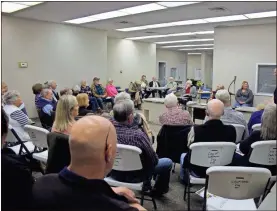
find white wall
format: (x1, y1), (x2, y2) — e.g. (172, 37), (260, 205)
(2, 16), (108, 118)
(213, 24), (276, 106)
(187, 55), (201, 79)
(107, 38), (156, 87)
(156, 49), (186, 82)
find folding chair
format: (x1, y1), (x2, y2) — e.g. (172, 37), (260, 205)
(105, 144), (157, 210)
(24, 125), (49, 163)
(252, 123), (261, 132)
(183, 142), (236, 211)
(232, 124), (245, 143)
(204, 166), (272, 210)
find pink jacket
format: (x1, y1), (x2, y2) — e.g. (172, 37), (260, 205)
(106, 84), (118, 97)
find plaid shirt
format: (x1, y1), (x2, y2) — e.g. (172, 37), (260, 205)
(111, 119), (158, 173)
(159, 107), (193, 125)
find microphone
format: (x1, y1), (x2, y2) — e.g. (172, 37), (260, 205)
(228, 76), (237, 96)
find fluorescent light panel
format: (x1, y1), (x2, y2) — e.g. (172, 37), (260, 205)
(157, 2), (199, 7)
(162, 44), (214, 48)
(180, 48), (213, 51)
(127, 30), (214, 40)
(156, 38), (214, 44)
(1, 2), (42, 13)
(244, 11), (276, 19)
(188, 53), (202, 55)
(118, 3), (166, 14)
(204, 15), (247, 23)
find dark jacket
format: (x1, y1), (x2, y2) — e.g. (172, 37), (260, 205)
(32, 168), (137, 211)
(37, 97), (56, 130)
(53, 90), (60, 101)
(156, 125), (192, 163)
(184, 120), (236, 177)
(149, 81), (161, 87)
(274, 87), (277, 104)
(78, 106), (92, 116)
(248, 110), (264, 134)
(1, 148), (34, 210)
(46, 132), (70, 174)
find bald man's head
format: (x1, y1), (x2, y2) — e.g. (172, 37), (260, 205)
(69, 116), (117, 178)
(206, 99), (224, 120)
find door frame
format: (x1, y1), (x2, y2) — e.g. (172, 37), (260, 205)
(157, 61), (167, 82)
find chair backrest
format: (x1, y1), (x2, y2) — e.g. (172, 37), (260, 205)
(249, 140), (276, 166)
(206, 166), (271, 199)
(6, 125), (19, 143)
(24, 125), (49, 148)
(232, 124), (245, 143)
(252, 123), (262, 131)
(189, 142), (236, 167)
(112, 144), (142, 171)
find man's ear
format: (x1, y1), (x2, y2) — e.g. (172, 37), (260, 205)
(105, 144), (112, 164)
(205, 109), (209, 116)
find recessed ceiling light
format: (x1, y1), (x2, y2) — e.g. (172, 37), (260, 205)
(162, 44), (214, 48)
(1, 2), (28, 13)
(118, 3), (166, 15)
(180, 48), (214, 51)
(157, 2), (199, 7)
(188, 53), (202, 55)
(204, 15), (248, 23)
(244, 11), (276, 19)
(127, 30), (214, 40)
(156, 38), (214, 45)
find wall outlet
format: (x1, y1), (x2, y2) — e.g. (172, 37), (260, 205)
(18, 62), (28, 68)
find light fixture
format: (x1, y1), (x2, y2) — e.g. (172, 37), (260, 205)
(118, 3), (166, 15)
(162, 44), (214, 48)
(127, 30), (214, 40)
(188, 53), (202, 55)
(180, 48), (214, 51)
(244, 11), (276, 19)
(157, 2), (199, 7)
(1, 2), (42, 13)
(15, 2), (42, 6)
(156, 38), (214, 45)
(204, 15), (248, 23)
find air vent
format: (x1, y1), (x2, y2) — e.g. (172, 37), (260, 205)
(188, 35), (198, 39)
(118, 21), (129, 24)
(208, 7), (228, 12)
(145, 31), (156, 34)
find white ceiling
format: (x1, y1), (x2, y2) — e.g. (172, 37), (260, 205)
(5, 1), (276, 52)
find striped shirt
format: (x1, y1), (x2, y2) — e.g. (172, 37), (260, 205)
(10, 110), (29, 127)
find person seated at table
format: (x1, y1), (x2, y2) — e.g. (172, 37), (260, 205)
(235, 104), (276, 170)
(3, 90), (31, 141)
(159, 93), (193, 126)
(33, 115), (145, 211)
(183, 80), (197, 99)
(234, 81), (254, 107)
(106, 78), (118, 98)
(32, 83), (43, 109)
(91, 77), (114, 109)
(76, 93), (94, 116)
(140, 75), (150, 98)
(52, 95), (79, 135)
(110, 99), (173, 196)
(180, 99), (236, 180)
(146, 76), (162, 98)
(163, 77), (177, 97)
(128, 81), (142, 110)
(248, 103), (265, 134)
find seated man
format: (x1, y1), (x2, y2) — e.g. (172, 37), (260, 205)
(163, 77), (177, 97)
(45, 80), (59, 102)
(110, 99), (173, 196)
(146, 77), (162, 98)
(91, 77), (114, 109)
(180, 99), (236, 180)
(33, 115), (145, 211)
(128, 81), (142, 110)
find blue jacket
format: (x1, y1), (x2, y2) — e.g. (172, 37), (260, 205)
(248, 110), (264, 134)
(37, 97), (56, 112)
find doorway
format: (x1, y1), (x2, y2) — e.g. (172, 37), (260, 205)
(158, 62), (166, 86)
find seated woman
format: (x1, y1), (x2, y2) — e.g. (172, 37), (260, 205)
(32, 83), (43, 109)
(183, 80), (197, 99)
(234, 81), (254, 107)
(51, 95), (79, 135)
(80, 80), (101, 113)
(235, 104), (276, 171)
(60, 88), (73, 96)
(248, 103), (265, 134)
(106, 79), (118, 98)
(76, 93), (94, 116)
(159, 93), (193, 126)
(3, 90), (30, 141)
(211, 84), (225, 100)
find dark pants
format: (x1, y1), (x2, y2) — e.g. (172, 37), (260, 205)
(96, 97), (114, 109)
(88, 96), (99, 112)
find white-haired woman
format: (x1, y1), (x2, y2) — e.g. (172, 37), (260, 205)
(106, 79), (118, 97)
(51, 95), (79, 135)
(184, 80), (197, 99)
(159, 93), (193, 125)
(3, 90), (30, 141)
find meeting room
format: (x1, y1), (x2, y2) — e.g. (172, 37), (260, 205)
(1, 1), (276, 211)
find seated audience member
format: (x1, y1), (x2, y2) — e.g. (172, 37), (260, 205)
(3, 91), (31, 141)
(45, 80), (59, 102)
(147, 77), (162, 98)
(33, 115), (145, 211)
(248, 103), (265, 134)
(110, 99), (173, 196)
(52, 95), (79, 135)
(1, 108), (34, 210)
(163, 77), (177, 97)
(183, 80), (197, 99)
(234, 81), (254, 107)
(106, 78), (118, 98)
(72, 85), (80, 96)
(76, 93), (94, 116)
(180, 99), (236, 179)
(80, 80), (92, 95)
(212, 89), (249, 138)
(2, 81), (28, 115)
(91, 77), (114, 109)
(159, 93), (193, 126)
(128, 81), (142, 110)
(210, 84), (225, 100)
(80, 80), (101, 113)
(140, 75), (150, 98)
(60, 88), (73, 96)
(32, 83), (43, 109)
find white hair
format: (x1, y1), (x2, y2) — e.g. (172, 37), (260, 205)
(114, 92), (131, 104)
(206, 99), (224, 120)
(261, 104), (277, 140)
(186, 80), (193, 86)
(41, 88), (52, 98)
(113, 99), (134, 123)
(45, 80), (55, 88)
(108, 78), (113, 82)
(73, 85), (80, 92)
(164, 93), (178, 108)
(3, 90), (20, 105)
(215, 89), (230, 105)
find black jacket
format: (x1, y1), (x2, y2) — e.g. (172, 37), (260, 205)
(157, 125), (192, 163)
(149, 81), (161, 87)
(46, 132), (70, 174)
(1, 148), (34, 210)
(78, 106), (92, 116)
(53, 90), (60, 101)
(274, 87), (277, 104)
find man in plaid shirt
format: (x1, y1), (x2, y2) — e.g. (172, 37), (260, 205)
(110, 98), (172, 196)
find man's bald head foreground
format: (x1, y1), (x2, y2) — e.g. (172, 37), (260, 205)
(206, 99), (224, 120)
(68, 115), (117, 179)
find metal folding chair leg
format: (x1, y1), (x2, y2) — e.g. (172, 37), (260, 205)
(172, 163), (176, 173)
(140, 192), (144, 206)
(152, 197), (157, 210)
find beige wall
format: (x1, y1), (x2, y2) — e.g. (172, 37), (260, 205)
(187, 55), (201, 79)
(2, 16), (107, 118)
(213, 24), (276, 106)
